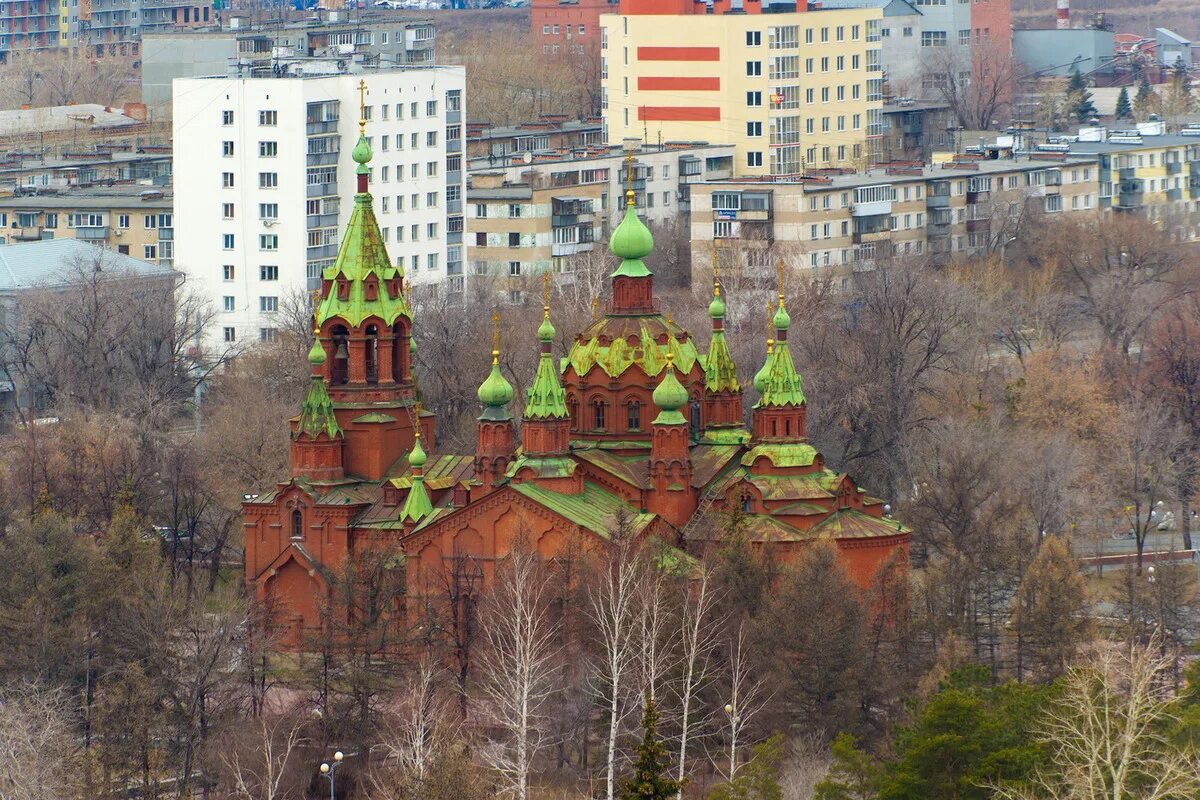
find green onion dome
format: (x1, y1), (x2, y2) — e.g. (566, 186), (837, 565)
(753, 341), (774, 393)
(609, 197), (655, 262)
(477, 358), (513, 408)
(408, 435), (427, 469)
(773, 301), (791, 331)
(308, 337), (327, 365)
(652, 353), (689, 412)
(538, 314), (556, 342)
(352, 133), (372, 167)
(709, 292), (726, 320)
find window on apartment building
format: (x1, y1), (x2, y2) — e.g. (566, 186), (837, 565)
(259, 328), (278, 342)
(221, 204), (234, 220)
(222, 233), (235, 250)
(508, 261), (522, 276)
(747, 121), (763, 137)
(143, 214), (157, 229)
(508, 232), (521, 247)
(143, 244), (157, 260)
(259, 110), (277, 126)
(259, 203), (278, 220)
(542, 24), (549, 33)
(426, 223), (438, 239)
(821, 87), (830, 102)
(837, 85), (845, 100)
(412, 193), (420, 209)
(853, 83), (861, 100)
(806, 118), (815, 133)
(223, 296), (235, 312)
(426, 100), (438, 116)
(223, 327), (236, 342)
(806, 88), (815, 103)
(117, 214), (130, 228)
(903, 26), (913, 36)
(747, 151), (763, 168)
(922, 31), (947, 46)
(223, 265), (235, 281)
(426, 191), (439, 207)
(222, 110), (233, 126)
(836, 25), (844, 41)
(222, 172), (235, 188)
(821, 56), (829, 71)
(426, 130), (438, 147)
(837, 115), (845, 131)
(259, 141), (277, 157)
(260, 265), (278, 281)
(552, 24), (559, 33)
(222, 141), (234, 157)
(381, 166), (390, 183)
(746, 61), (762, 76)
(259, 234), (278, 250)
(805, 57), (814, 73)
(852, 24), (860, 39)
(411, 224), (420, 241)
(259, 172), (278, 189)
(746, 30), (761, 46)
(958, 29), (970, 45)
(820, 26), (829, 42)
(427, 253), (439, 271)
(747, 91), (763, 107)
(427, 161), (438, 177)
(260, 296), (278, 313)
(476, 203), (488, 218)
(508, 203), (522, 218)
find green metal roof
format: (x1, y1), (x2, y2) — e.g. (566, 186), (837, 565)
(566, 317), (700, 380)
(510, 480), (655, 538)
(316, 189), (411, 329)
(754, 339), (805, 408)
(526, 349), (569, 419)
(296, 376), (342, 440)
(741, 443), (818, 468)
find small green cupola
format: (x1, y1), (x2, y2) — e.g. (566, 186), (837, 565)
(703, 253), (739, 394)
(755, 265), (805, 408)
(752, 301), (775, 394)
(608, 151), (658, 316)
(399, 415), (433, 523)
(297, 325), (342, 440)
(525, 275), (569, 420)
(652, 351), (689, 426)
(478, 311), (514, 420)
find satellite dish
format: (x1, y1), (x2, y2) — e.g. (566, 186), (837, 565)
(523, 151), (533, 164)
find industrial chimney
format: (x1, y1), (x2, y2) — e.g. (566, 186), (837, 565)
(1056, 0), (1069, 29)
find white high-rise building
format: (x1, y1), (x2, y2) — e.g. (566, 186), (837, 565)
(173, 65), (466, 351)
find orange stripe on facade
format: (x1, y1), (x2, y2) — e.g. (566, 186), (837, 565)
(636, 46), (721, 61)
(638, 76), (721, 90)
(637, 106), (722, 121)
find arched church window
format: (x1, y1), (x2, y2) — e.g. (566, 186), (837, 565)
(291, 508), (303, 540)
(392, 321), (407, 382)
(337, 279), (349, 301)
(567, 395), (579, 429)
(627, 400), (641, 431)
(785, 418), (792, 437)
(689, 400), (701, 437)
(365, 324), (379, 384)
(593, 400), (607, 431)
(741, 494), (752, 513)
(364, 279), (378, 301)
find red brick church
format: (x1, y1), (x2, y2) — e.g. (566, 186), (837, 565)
(243, 115), (909, 646)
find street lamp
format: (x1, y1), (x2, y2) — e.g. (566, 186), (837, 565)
(319, 751), (343, 800)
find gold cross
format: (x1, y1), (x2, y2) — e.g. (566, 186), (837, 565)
(311, 288), (320, 333)
(491, 310), (500, 364)
(357, 79), (367, 133)
(591, 296), (599, 321)
(542, 271), (551, 318)
(777, 257), (785, 309)
(624, 150), (636, 207)
(413, 401), (422, 439)
(712, 240), (720, 298)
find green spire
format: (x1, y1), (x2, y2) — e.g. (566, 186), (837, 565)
(704, 254), (739, 394)
(609, 153), (654, 278)
(525, 279), (569, 419)
(315, 82), (410, 330)
(652, 351), (689, 426)
(478, 311), (514, 419)
(297, 371), (342, 440)
(756, 291), (805, 408)
(752, 301), (774, 394)
(399, 424), (433, 522)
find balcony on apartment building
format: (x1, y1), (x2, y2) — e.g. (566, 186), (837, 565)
(851, 217), (890, 245)
(926, 180), (951, 208)
(552, 196), (594, 228)
(928, 207), (952, 237)
(75, 225), (109, 240)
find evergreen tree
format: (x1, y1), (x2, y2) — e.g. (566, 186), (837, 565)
(1065, 66), (1098, 123)
(1134, 75), (1159, 119)
(1114, 86), (1133, 120)
(708, 734), (785, 800)
(814, 733), (883, 800)
(619, 694), (681, 800)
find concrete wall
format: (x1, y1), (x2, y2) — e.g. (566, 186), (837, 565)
(142, 35), (237, 108)
(1013, 28), (1114, 77)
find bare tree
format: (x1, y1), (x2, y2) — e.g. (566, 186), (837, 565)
(673, 566), (724, 796)
(379, 658), (453, 786)
(221, 714), (308, 800)
(475, 541), (560, 800)
(994, 641), (1200, 800)
(719, 622), (771, 781)
(923, 44), (1016, 129)
(635, 567), (678, 704)
(588, 531), (643, 800)
(0, 682), (80, 800)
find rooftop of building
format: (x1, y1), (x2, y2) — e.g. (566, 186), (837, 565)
(0, 151), (172, 176)
(1065, 131), (1200, 153)
(0, 239), (174, 293)
(142, 11), (433, 38)
(467, 116), (604, 141)
(879, 99), (952, 116)
(187, 60), (460, 79)
(0, 104), (145, 138)
(467, 140), (734, 170)
(0, 185), (173, 209)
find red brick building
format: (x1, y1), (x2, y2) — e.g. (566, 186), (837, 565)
(531, 0), (614, 57)
(243, 130), (910, 647)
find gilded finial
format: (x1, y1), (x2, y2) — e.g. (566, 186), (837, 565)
(592, 296), (599, 320)
(666, 311), (674, 327)
(311, 288), (320, 333)
(413, 402), (422, 439)
(666, 350), (675, 367)
(491, 310), (500, 365)
(766, 302), (774, 353)
(624, 149), (636, 208)
(357, 79), (367, 134)
(777, 257), (785, 310)
(712, 241), (721, 298)
(542, 271), (551, 319)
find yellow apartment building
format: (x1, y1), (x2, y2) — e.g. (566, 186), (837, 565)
(601, 3), (883, 178)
